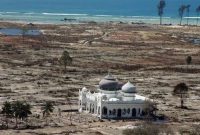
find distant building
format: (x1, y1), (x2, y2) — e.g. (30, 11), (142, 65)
(78, 74), (150, 119)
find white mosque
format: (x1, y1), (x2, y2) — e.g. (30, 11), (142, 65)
(78, 74), (150, 119)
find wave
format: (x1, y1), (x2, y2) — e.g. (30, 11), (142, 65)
(42, 13), (88, 16)
(125, 16), (171, 19)
(184, 17), (200, 19)
(5, 12), (19, 14)
(94, 15), (113, 17)
(24, 12), (36, 15)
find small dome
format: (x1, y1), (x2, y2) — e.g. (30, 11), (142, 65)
(99, 74), (118, 91)
(82, 87), (87, 91)
(122, 81), (137, 93)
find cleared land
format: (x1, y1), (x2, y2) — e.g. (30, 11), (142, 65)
(0, 22), (200, 134)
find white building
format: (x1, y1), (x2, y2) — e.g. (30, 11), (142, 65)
(78, 74), (150, 119)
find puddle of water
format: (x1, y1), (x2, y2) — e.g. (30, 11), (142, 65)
(0, 28), (41, 36)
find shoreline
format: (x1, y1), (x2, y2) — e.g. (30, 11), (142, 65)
(0, 12), (200, 26)
(0, 20), (200, 30)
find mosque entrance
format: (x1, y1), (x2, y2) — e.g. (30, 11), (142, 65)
(117, 109), (121, 117)
(132, 108), (136, 117)
(102, 107), (107, 115)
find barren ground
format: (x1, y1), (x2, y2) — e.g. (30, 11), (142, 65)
(0, 22), (200, 135)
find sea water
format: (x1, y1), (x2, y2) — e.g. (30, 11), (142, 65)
(0, 0), (199, 24)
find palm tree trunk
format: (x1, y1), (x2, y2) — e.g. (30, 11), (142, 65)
(46, 116), (48, 125)
(197, 13), (199, 26)
(26, 118), (28, 127)
(181, 94), (184, 108)
(64, 65), (66, 73)
(160, 15), (162, 25)
(187, 13), (189, 25)
(6, 117), (9, 129)
(180, 17), (182, 26)
(15, 117), (18, 128)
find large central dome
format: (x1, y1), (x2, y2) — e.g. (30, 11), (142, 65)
(99, 74), (119, 91)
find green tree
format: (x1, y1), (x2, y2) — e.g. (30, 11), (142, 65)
(59, 50), (72, 72)
(12, 101), (23, 128)
(2, 101), (13, 128)
(157, 0), (166, 25)
(173, 83), (189, 108)
(179, 5), (187, 25)
(19, 103), (32, 126)
(196, 6), (200, 26)
(143, 100), (158, 120)
(41, 101), (54, 124)
(186, 5), (191, 25)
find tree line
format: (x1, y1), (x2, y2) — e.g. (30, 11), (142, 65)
(1, 101), (54, 129)
(158, 0), (200, 26)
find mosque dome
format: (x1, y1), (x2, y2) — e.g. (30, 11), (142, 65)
(99, 74), (119, 91)
(122, 81), (137, 93)
(82, 87), (88, 91)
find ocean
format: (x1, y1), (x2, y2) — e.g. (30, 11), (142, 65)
(0, 0), (199, 24)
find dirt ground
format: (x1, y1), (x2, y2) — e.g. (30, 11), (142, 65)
(0, 22), (200, 135)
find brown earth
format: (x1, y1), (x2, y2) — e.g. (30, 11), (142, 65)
(0, 22), (200, 134)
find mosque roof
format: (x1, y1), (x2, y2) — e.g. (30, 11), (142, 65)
(122, 81), (137, 93)
(99, 74), (119, 91)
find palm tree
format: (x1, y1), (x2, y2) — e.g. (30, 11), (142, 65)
(59, 50), (72, 72)
(186, 5), (191, 25)
(2, 101), (13, 128)
(19, 103), (32, 127)
(196, 6), (200, 26)
(173, 83), (189, 108)
(179, 5), (187, 25)
(12, 101), (23, 128)
(157, 0), (166, 25)
(41, 101), (54, 124)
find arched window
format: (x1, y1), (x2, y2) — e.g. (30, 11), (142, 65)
(109, 110), (112, 115)
(138, 108), (141, 114)
(92, 108), (94, 113)
(123, 109), (126, 115)
(132, 108), (136, 117)
(117, 109), (122, 117)
(102, 106), (107, 115)
(113, 109), (116, 115)
(141, 110), (145, 116)
(127, 108), (130, 114)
